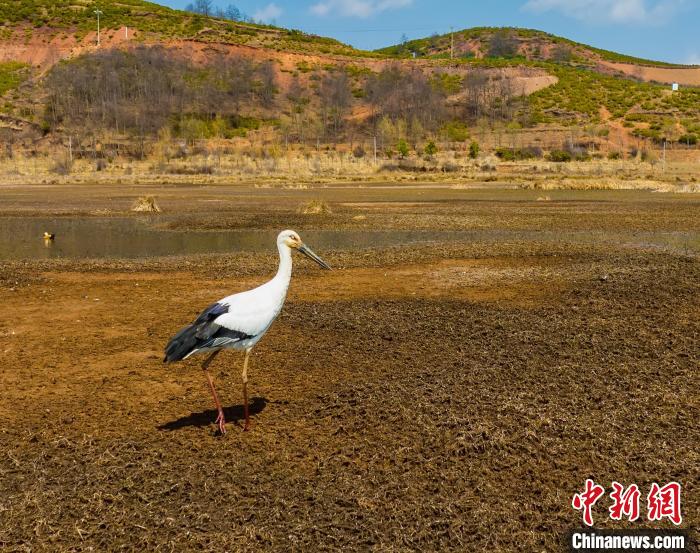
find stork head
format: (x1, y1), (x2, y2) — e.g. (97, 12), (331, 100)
(278, 230), (331, 270)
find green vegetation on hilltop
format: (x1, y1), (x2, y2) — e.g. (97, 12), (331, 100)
(0, 0), (368, 56)
(528, 64), (661, 121)
(1, 0), (198, 33)
(378, 27), (693, 68)
(414, 54), (700, 141)
(529, 63), (700, 139)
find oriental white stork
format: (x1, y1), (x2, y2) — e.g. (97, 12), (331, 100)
(164, 230), (331, 434)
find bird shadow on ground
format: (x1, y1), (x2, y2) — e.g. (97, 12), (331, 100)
(157, 397), (268, 431)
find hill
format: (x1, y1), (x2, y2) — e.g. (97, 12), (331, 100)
(0, 0), (369, 61)
(0, 5), (699, 170)
(378, 27), (700, 86)
(378, 27), (689, 68)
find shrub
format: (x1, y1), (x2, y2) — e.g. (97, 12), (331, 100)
(495, 147), (542, 161)
(608, 151), (622, 160)
(396, 139), (409, 159)
(548, 150), (572, 162)
(424, 141), (438, 156)
(353, 145), (366, 158)
(678, 134), (698, 145)
(495, 147), (513, 160)
(443, 121), (469, 142)
(469, 141), (480, 159)
(567, 145), (591, 161)
(163, 164), (214, 175)
(0, 61), (29, 96)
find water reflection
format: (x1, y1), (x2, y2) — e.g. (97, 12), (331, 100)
(0, 217), (697, 260)
(0, 217), (467, 260)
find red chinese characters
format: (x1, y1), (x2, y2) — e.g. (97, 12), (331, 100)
(572, 479), (606, 526)
(572, 480), (683, 526)
(647, 482), (682, 525)
(609, 482), (641, 522)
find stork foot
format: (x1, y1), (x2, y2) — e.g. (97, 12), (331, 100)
(215, 411), (227, 435)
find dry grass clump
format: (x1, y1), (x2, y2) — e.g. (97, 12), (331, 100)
(298, 199), (332, 215)
(524, 177), (670, 191)
(131, 196), (162, 213)
(672, 182), (700, 193)
(536, 195), (552, 201)
(162, 164), (214, 175)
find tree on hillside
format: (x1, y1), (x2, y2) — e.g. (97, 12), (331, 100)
(319, 71), (352, 139)
(287, 77), (309, 141)
(365, 65), (445, 132)
(428, 32), (440, 50)
(461, 67), (525, 123)
(185, 0), (213, 16)
(257, 61), (277, 108)
(43, 47), (275, 143)
(487, 30), (518, 58)
(225, 4), (242, 21)
(463, 70), (489, 119)
(552, 44), (572, 62)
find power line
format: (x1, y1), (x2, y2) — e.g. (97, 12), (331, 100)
(300, 25), (454, 34)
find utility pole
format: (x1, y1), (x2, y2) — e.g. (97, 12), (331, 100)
(662, 139), (666, 172)
(94, 9), (103, 46)
(450, 26), (454, 60)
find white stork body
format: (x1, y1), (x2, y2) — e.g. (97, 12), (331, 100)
(187, 241), (293, 356)
(164, 230), (330, 434)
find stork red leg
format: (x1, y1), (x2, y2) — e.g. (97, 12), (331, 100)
(242, 349), (252, 431)
(202, 351), (226, 435)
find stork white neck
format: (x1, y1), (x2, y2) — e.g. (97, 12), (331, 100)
(274, 241), (293, 285)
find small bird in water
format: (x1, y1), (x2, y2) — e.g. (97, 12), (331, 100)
(163, 230), (331, 434)
(43, 232), (55, 240)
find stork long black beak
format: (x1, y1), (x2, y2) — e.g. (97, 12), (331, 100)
(298, 244), (331, 270)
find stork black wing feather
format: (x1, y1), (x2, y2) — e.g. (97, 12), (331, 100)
(163, 302), (234, 363)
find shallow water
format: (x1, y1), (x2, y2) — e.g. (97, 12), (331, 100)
(0, 217), (472, 259)
(0, 217), (697, 260)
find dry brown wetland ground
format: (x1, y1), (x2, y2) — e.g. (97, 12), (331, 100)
(0, 180), (698, 551)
